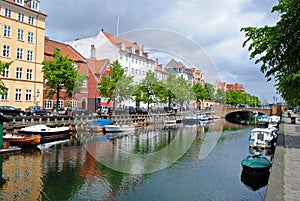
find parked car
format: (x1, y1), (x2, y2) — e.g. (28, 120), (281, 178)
(70, 108), (93, 117)
(0, 106), (25, 116)
(96, 106), (111, 115)
(25, 106), (51, 116)
(129, 107), (148, 115)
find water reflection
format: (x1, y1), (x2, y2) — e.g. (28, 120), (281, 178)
(0, 120), (265, 201)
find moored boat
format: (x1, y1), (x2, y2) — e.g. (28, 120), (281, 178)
(103, 124), (135, 133)
(198, 113), (209, 121)
(183, 114), (199, 125)
(18, 124), (72, 143)
(3, 134), (41, 147)
(268, 115), (280, 128)
(241, 155), (271, 176)
(248, 126), (278, 149)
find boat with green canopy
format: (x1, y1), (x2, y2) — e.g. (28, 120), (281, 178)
(241, 155), (271, 176)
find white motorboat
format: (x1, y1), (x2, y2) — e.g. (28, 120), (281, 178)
(268, 115), (280, 128)
(18, 124), (72, 143)
(249, 127), (278, 149)
(103, 124), (135, 133)
(198, 113), (209, 121)
(183, 114), (199, 125)
(163, 120), (177, 128)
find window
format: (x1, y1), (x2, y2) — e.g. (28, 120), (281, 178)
(28, 16), (34, 25)
(14, 0), (24, 4)
(4, 25), (11, 37)
(28, 32), (34, 43)
(82, 80), (87, 88)
(58, 100), (64, 109)
(44, 100), (53, 109)
(2, 66), (9, 78)
(18, 13), (24, 22)
(31, 1), (39, 10)
(17, 29), (24, 40)
(73, 62), (78, 70)
(27, 50), (33, 61)
(16, 48), (23, 59)
(0, 90), (8, 100)
(16, 67), (22, 79)
(2, 45), (10, 57)
(71, 100), (77, 108)
(5, 8), (12, 18)
(15, 89), (22, 101)
(25, 89), (32, 101)
(26, 69), (32, 80)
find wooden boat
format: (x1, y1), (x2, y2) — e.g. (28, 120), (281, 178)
(18, 124), (72, 143)
(248, 127), (278, 149)
(241, 155), (271, 176)
(3, 133), (41, 147)
(103, 124), (135, 133)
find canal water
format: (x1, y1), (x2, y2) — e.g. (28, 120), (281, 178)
(0, 119), (269, 201)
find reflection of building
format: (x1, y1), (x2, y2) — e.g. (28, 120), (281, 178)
(0, 0), (46, 110)
(44, 37), (88, 111)
(2, 151), (43, 200)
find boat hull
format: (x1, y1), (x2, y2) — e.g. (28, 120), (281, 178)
(103, 125), (135, 133)
(18, 125), (72, 143)
(241, 155), (271, 176)
(3, 134), (41, 147)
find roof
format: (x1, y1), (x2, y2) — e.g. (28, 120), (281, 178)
(3, 0), (47, 16)
(103, 31), (152, 60)
(45, 38), (86, 62)
(87, 59), (110, 83)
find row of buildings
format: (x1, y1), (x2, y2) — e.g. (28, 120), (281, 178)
(0, 0), (244, 113)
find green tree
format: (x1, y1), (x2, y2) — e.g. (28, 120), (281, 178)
(241, 0), (300, 105)
(214, 88), (226, 104)
(42, 50), (86, 111)
(135, 71), (160, 109)
(0, 61), (12, 96)
(192, 83), (209, 109)
(173, 77), (195, 110)
(98, 60), (133, 114)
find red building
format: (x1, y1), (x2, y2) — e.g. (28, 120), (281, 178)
(44, 37), (88, 112)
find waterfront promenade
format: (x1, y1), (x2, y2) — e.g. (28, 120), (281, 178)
(265, 112), (300, 201)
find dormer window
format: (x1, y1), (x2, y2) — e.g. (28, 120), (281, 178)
(25, 0), (40, 11)
(117, 43), (125, 51)
(14, 0), (24, 5)
(128, 47), (135, 53)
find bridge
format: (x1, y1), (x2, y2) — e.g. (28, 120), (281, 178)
(213, 104), (286, 118)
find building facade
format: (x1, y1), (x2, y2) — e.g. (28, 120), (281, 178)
(0, 0), (46, 110)
(66, 30), (156, 85)
(44, 37), (88, 112)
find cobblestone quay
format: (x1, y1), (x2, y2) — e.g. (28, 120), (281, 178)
(265, 111), (300, 201)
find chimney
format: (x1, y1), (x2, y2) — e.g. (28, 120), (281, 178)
(90, 45), (96, 59)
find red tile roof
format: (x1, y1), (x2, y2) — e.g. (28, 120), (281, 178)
(103, 31), (152, 60)
(45, 38), (86, 62)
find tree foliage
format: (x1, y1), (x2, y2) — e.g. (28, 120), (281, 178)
(192, 83), (209, 109)
(241, 0), (300, 105)
(134, 71), (161, 109)
(98, 60), (133, 113)
(42, 50), (85, 109)
(0, 61), (12, 96)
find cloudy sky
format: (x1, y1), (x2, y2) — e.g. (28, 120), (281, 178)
(40, 0), (282, 104)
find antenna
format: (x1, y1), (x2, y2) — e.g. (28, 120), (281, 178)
(116, 16), (120, 37)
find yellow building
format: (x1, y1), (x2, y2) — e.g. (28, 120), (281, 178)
(0, 0), (46, 110)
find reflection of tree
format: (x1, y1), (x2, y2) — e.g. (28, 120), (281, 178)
(41, 146), (84, 200)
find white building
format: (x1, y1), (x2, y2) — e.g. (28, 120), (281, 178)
(66, 29), (156, 84)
